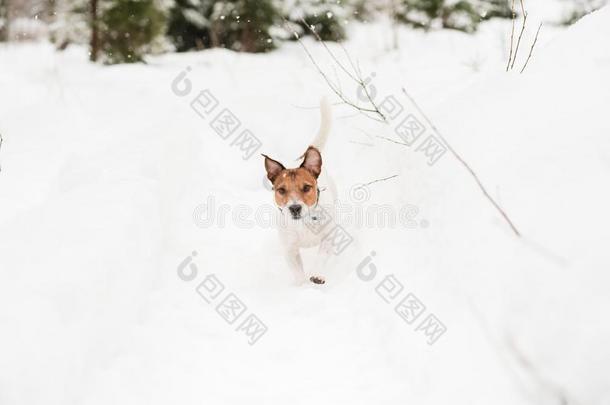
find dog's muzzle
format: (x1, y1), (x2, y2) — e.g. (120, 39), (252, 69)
(288, 204), (302, 219)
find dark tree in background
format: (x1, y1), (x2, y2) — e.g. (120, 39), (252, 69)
(0, 0), (11, 41)
(2, 0), (523, 62)
(282, 0), (349, 42)
(397, 0), (511, 33)
(1, 0), (58, 41)
(89, 0), (98, 60)
(48, 0), (90, 49)
(209, 0), (278, 52)
(100, 0), (166, 63)
(167, 0), (214, 51)
(106, 0), (514, 56)
(168, 0), (279, 53)
(477, 0), (513, 19)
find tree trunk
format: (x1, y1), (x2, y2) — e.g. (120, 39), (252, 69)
(89, 0), (99, 61)
(1, 0), (10, 42)
(210, 21), (219, 48)
(241, 26), (255, 52)
(46, 0), (56, 22)
(390, 0), (399, 50)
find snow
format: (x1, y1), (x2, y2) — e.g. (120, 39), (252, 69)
(1, 4), (609, 405)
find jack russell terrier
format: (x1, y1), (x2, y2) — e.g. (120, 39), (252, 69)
(262, 98), (338, 285)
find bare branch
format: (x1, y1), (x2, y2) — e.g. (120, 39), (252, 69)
(283, 20), (382, 121)
(289, 17), (520, 237)
(510, 0), (528, 70)
(300, 15), (381, 118)
(338, 41), (363, 80)
(506, 0), (516, 72)
(401, 87), (521, 237)
(359, 174), (400, 188)
(286, 26), (380, 119)
(299, 17), (359, 83)
(520, 23), (543, 73)
(375, 135), (410, 147)
(292, 17), (386, 121)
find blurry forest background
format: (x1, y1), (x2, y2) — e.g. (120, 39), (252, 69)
(0, 0), (606, 64)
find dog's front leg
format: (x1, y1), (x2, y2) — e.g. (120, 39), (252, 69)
(308, 242), (333, 285)
(284, 246), (306, 285)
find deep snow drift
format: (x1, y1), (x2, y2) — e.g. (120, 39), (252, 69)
(0, 5), (609, 405)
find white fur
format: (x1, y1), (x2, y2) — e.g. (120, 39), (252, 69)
(311, 97), (332, 150)
(276, 98), (337, 285)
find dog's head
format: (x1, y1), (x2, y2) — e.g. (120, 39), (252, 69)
(263, 146), (322, 220)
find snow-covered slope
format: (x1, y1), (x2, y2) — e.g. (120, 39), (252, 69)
(0, 6), (608, 405)
(431, 7), (610, 404)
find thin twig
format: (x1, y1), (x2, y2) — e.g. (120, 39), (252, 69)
(284, 20), (381, 120)
(401, 87), (521, 237)
(510, 0), (528, 70)
(299, 17), (359, 83)
(506, 0), (516, 72)
(288, 29), (380, 117)
(360, 174), (399, 188)
(338, 41), (363, 79)
(296, 17), (386, 121)
(376, 135), (410, 147)
(520, 23), (542, 73)
(339, 47), (385, 121)
(289, 17), (519, 237)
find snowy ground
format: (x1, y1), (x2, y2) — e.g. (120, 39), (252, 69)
(1, 3), (610, 405)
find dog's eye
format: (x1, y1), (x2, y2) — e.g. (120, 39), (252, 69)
(302, 185), (312, 193)
(277, 187), (286, 195)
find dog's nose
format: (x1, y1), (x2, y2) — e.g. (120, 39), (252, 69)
(288, 204), (302, 218)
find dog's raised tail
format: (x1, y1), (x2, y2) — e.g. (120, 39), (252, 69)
(311, 97), (332, 150)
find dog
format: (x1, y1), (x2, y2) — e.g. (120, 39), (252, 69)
(262, 98), (337, 285)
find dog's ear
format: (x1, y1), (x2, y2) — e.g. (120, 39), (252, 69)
(300, 146), (322, 178)
(262, 154), (286, 183)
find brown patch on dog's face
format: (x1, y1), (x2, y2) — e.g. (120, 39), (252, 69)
(272, 168), (318, 207)
(262, 146), (322, 210)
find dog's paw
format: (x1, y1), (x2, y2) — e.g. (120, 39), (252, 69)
(309, 276), (326, 285)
